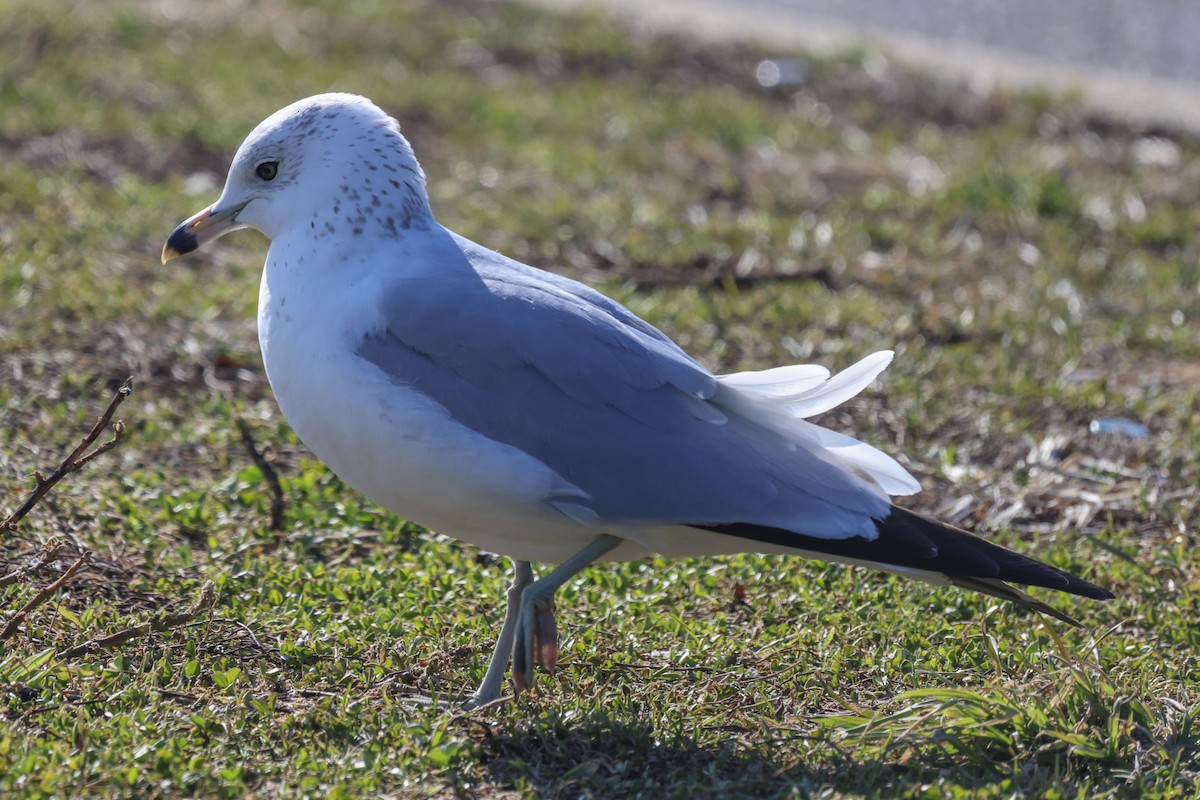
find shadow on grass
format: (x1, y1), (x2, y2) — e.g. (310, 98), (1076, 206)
(475, 708), (1157, 798)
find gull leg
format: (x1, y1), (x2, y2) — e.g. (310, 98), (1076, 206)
(512, 534), (621, 698)
(466, 560), (533, 708)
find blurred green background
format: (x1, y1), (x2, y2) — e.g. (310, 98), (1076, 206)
(1, 1), (1196, 797)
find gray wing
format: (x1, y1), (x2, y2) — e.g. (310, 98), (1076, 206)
(357, 232), (889, 537)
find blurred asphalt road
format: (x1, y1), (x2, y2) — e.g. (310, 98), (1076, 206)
(744, 0), (1197, 84)
(537, 0), (1200, 132)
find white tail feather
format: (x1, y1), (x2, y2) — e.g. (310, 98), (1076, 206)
(719, 363), (830, 396)
(719, 351), (894, 418)
(776, 350), (894, 418)
(802, 420), (921, 495)
(714, 350), (918, 497)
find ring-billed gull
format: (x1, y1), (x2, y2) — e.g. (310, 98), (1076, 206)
(163, 93), (1112, 708)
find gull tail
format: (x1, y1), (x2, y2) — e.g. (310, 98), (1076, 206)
(696, 506), (1113, 626)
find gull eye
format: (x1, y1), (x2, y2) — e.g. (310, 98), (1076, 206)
(255, 160), (279, 181)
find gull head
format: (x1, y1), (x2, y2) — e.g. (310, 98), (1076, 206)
(163, 93), (430, 263)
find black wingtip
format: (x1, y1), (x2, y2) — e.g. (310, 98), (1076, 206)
(694, 505), (1115, 613)
(877, 506), (1115, 601)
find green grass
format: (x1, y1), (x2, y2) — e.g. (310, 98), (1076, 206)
(2, 0), (1198, 797)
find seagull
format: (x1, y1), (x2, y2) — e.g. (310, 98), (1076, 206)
(163, 93), (1113, 708)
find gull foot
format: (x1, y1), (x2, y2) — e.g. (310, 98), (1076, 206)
(512, 597), (558, 696)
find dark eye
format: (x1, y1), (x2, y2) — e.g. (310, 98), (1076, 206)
(255, 161), (279, 181)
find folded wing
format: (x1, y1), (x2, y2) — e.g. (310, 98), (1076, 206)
(355, 230), (907, 540)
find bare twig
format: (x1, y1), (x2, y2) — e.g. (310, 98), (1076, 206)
(0, 539), (71, 590)
(234, 414), (285, 532)
(600, 256), (841, 292)
(0, 551), (91, 641)
(19, 697), (108, 720)
(58, 581), (217, 659)
(1, 378), (133, 533)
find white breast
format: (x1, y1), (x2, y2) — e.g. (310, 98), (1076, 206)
(254, 234), (613, 563)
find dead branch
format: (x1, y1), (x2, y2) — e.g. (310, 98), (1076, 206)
(58, 581), (217, 660)
(0, 551), (90, 641)
(1, 377), (134, 533)
(0, 539), (71, 591)
(234, 414), (285, 532)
